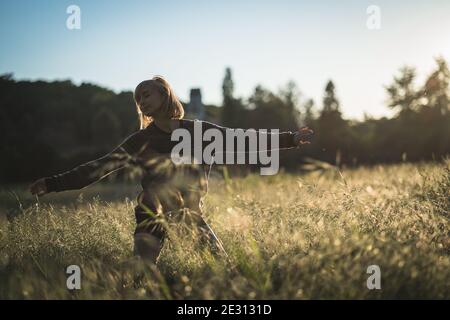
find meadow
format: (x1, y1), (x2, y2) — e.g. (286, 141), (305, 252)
(0, 161), (449, 299)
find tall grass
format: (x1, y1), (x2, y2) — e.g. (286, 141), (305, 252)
(0, 161), (449, 299)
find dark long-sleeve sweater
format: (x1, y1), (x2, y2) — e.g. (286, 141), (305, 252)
(45, 119), (297, 216)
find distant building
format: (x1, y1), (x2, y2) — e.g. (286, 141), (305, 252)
(186, 88), (205, 120)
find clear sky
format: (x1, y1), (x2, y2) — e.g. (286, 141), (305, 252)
(1, 0), (449, 119)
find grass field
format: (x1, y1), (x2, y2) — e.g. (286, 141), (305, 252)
(0, 161), (449, 299)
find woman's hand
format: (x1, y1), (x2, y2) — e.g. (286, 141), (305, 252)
(293, 127), (314, 147)
(28, 178), (48, 197)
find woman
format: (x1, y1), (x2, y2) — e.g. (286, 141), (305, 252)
(29, 76), (312, 264)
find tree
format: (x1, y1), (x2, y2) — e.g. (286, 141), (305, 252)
(386, 66), (421, 116)
(323, 80), (340, 113)
(317, 80), (350, 165)
(423, 56), (450, 115)
(302, 99), (316, 127)
(278, 80), (302, 128)
(417, 57), (450, 158)
(221, 67), (245, 127)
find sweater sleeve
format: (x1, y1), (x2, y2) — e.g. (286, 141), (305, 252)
(44, 130), (147, 193)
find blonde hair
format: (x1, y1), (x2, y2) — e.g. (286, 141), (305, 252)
(133, 75), (184, 129)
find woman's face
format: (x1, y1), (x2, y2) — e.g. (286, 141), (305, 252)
(136, 82), (165, 117)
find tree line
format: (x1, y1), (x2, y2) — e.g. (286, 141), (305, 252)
(1, 57), (449, 183)
(220, 57), (450, 168)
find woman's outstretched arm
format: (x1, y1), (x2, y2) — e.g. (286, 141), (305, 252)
(32, 130), (148, 194)
(175, 119), (313, 153)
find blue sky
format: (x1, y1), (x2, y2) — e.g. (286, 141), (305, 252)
(1, 0), (449, 119)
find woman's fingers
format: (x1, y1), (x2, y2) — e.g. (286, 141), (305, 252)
(294, 127), (314, 146)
